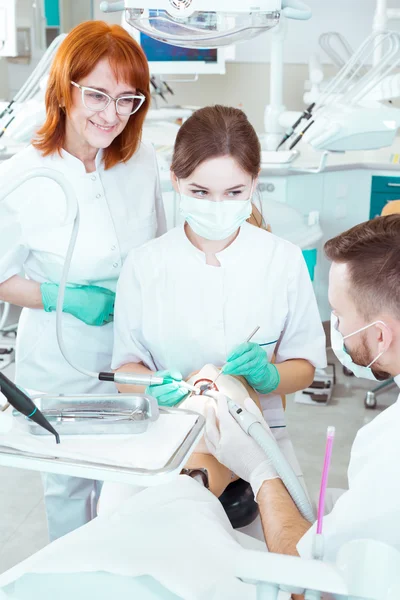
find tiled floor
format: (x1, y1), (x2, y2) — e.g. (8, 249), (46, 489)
(0, 351), (398, 575)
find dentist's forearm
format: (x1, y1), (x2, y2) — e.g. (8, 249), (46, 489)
(257, 478), (312, 555)
(0, 275), (43, 309)
(115, 362), (154, 393)
(274, 359), (315, 395)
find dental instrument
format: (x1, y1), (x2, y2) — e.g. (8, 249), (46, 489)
(224, 396), (315, 522)
(199, 326), (261, 394)
(317, 426), (335, 535)
(12, 395), (161, 436)
(313, 425), (335, 563)
(0, 372), (60, 443)
(276, 102), (314, 150)
(179, 381), (200, 393)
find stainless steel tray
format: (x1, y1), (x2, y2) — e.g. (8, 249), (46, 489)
(0, 408), (205, 486)
(13, 393), (159, 436)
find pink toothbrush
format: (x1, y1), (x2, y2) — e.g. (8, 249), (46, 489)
(317, 426), (335, 535)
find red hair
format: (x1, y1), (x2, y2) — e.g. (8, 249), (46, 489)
(33, 21), (150, 169)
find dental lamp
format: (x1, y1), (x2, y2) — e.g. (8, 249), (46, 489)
(100, 0), (312, 48)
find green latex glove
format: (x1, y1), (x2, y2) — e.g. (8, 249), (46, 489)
(222, 342), (280, 395)
(41, 283), (115, 327)
(146, 369), (189, 407)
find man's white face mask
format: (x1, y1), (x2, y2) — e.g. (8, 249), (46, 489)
(179, 181), (254, 241)
(330, 313), (389, 381)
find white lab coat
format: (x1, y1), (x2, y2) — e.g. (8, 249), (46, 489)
(0, 142), (166, 394)
(0, 142), (166, 540)
(297, 375), (400, 562)
(112, 222), (327, 475)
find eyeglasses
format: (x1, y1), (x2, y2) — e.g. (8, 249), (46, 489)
(70, 81), (146, 116)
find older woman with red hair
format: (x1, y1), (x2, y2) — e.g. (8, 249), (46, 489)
(0, 21), (166, 540)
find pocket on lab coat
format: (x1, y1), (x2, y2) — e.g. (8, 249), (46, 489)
(16, 309), (52, 363)
(120, 212), (157, 257)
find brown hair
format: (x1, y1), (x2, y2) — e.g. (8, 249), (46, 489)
(324, 215), (400, 318)
(33, 21), (150, 170)
(171, 105), (266, 229)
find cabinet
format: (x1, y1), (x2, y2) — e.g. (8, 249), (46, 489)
(369, 176), (400, 218)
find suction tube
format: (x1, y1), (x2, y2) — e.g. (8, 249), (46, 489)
(0, 373), (60, 443)
(227, 399), (315, 522)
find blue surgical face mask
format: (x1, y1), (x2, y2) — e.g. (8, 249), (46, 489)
(178, 182), (254, 241)
(330, 313), (387, 381)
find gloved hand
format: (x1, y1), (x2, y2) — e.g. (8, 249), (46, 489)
(204, 392), (279, 499)
(41, 283), (115, 326)
(222, 342), (280, 394)
(146, 369), (189, 407)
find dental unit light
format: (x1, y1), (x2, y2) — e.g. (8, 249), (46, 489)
(100, 1), (312, 49)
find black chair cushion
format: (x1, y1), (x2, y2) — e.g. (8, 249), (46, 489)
(218, 478), (259, 529)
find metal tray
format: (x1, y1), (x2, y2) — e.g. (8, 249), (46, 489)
(13, 393), (159, 436)
(0, 408), (205, 486)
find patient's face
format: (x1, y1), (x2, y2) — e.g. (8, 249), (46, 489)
(181, 364), (260, 454)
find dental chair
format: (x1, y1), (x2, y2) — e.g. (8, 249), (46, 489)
(364, 201), (400, 409)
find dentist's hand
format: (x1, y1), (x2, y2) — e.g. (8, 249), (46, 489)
(222, 342), (280, 394)
(146, 370), (189, 407)
(41, 283), (115, 326)
(204, 392), (279, 499)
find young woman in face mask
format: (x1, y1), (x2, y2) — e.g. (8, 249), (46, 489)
(111, 105), (326, 472)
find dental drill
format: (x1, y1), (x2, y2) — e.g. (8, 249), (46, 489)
(225, 398), (315, 523)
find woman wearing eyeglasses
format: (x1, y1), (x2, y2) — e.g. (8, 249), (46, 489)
(0, 21), (166, 540)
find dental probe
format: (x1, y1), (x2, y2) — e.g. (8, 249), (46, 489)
(207, 325), (261, 391)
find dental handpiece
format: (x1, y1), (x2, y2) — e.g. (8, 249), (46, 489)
(98, 372), (164, 386)
(0, 373), (60, 443)
(99, 371), (199, 393)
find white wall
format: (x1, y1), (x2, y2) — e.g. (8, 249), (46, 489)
(5, 0), (43, 100)
(234, 0), (382, 64)
(0, 59), (8, 98)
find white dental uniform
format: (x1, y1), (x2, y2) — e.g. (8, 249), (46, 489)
(112, 222), (327, 475)
(0, 142), (166, 540)
(297, 374), (400, 562)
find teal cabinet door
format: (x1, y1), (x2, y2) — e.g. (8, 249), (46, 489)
(370, 176), (400, 218)
(44, 0), (60, 27)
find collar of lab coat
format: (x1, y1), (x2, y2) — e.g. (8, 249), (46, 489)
(180, 221), (252, 267)
(394, 374), (400, 389)
(58, 148), (104, 174)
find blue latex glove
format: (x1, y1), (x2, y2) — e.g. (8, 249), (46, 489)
(41, 283), (115, 327)
(145, 369), (189, 407)
(222, 342), (280, 394)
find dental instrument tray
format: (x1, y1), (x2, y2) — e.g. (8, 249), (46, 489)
(12, 394), (159, 436)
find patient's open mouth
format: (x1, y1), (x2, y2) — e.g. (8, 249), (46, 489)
(193, 378), (219, 395)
